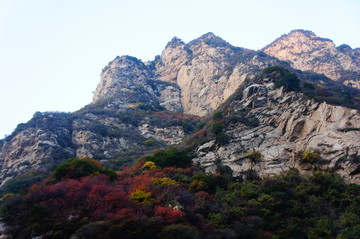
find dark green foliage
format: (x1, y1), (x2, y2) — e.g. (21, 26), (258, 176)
(140, 148), (192, 168)
(303, 82), (316, 90)
(160, 224), (201, 239)
(212, 112), (223, 120)
(262, 65), (290, 77)
(212, 122), (224, 135)
(0, 171), (49, 196)
(53, 157), (117, 180)
(189, 174), (216, 193)
(298, 151), (320, 164)
(3, 162), (360, 239)
(215, 133), (230, 145)
(74, 221), (111, 239)
(261, 66), (360, 110)
(275, 73), (300, 91)
(247, 151), (262, 163)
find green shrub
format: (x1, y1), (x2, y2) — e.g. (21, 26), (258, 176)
(74, 221), (111, 239)
(53, 157), (117, 180)
(247, 151), (262, 163)
(189, 174), (216, 193)
(262, 66), (289, 77)
(160, 224), (201, 239)
(212, 112), (223, 120)
(212, 122), (224, 135)
(304, 82), (316, 90)
(139, 148), (192, 168)
(0, 172), (48, 196)
(275, 73), (300, 91)
(215, 133), (230, 144)
(299, 151), (320, 164)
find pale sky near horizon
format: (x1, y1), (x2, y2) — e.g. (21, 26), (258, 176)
(0, 0), (359, 138)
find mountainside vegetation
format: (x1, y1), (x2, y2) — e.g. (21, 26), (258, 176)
(0, 31), (360, 238)
(2, 151), (360, 238)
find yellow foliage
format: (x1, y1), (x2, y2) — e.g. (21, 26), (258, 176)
(300, 151), (320, 164)
(130, 189), (154, 204)
(1, 193), (15, 200)
(247, 151), (262, 162)
(189, 180), (209, 192)
(316, 84), (326, 88)
(130, 103), (143, 109)
(142, 161), (157, 170)
(153, 177), (179, 187)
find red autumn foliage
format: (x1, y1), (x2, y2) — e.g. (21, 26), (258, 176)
(154, 206), (185, 223)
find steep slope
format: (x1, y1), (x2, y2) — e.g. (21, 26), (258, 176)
(191, 67), (360, 183)
(263, 30), (360, 89)
(93, 56), (182, 112)
(1, 31), (359, 188)
(156, 33), (285, 116)
(94, 33), (286, 117)
(0, 98), (199, 186)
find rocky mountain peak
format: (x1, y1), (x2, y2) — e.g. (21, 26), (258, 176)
(165, 37), (186, 49)
(187, 32), (230, 49)
(93, 55), (152, 104)
(263, 30), (360, 89)
(1, 30), (360, 191)
(288, 29), (333, 42)
(199, 32), (217, 39)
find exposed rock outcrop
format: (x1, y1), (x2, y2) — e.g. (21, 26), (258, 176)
(1, 31), (360, 187)
(0, 110), (197, 185)
(156, 33), (284, 116)
(193, 80), (360, 183)
(263, 30), (360, 89)
(93, 33), (286, 117)
(93, 56), (182, 112)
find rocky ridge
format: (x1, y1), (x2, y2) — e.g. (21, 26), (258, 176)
(1, 30), (360, 187)
(0, 109), (199, 186)
(193, 74), (360, 183)
(263, 30), (360, 89)
(94, 32), (285, 116)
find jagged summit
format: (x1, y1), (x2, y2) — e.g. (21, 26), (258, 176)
(198, 32), (218, 39)
(1, 30), (360, 189)
(187, 32), (231, 48)
(263, 29), (333, 51)
(165, 37), (185, 49)
(289, 29), (332, 42)
(263, 30), (360, 88)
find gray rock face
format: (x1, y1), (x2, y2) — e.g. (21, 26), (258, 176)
(0, 110), (191, 185)
(93, 55), (182, 112)
(156, 33), (283, 116)
(1, 31), (360, 187)
(193, 81), (360, 183)
(93, 33), (285, 117)
(263, 30), (360, 89)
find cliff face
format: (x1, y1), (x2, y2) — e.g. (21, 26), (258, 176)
(0, 109), (198, 185)
(94, 33), (284, 117)
(263, 30), (360, 89)
(157, 33), (282, 116)
(193, 78), (360, 183)
(93, 56), (182, 112)
(1, 31), (360, 187)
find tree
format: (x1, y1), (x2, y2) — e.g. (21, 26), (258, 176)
(53, 157), (117, 180)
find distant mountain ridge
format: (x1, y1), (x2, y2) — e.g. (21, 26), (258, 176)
(0, 30), (359, 187)
(263, 29), (360, 89)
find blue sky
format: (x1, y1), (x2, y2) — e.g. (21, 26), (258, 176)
(0, 0), (359, 138)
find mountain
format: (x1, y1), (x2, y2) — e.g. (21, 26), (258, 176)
(263, 29), (360, 89)
(0, 31), (359, 189)
(190, 66), (360, 183)
(94, 32), (284, 116)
